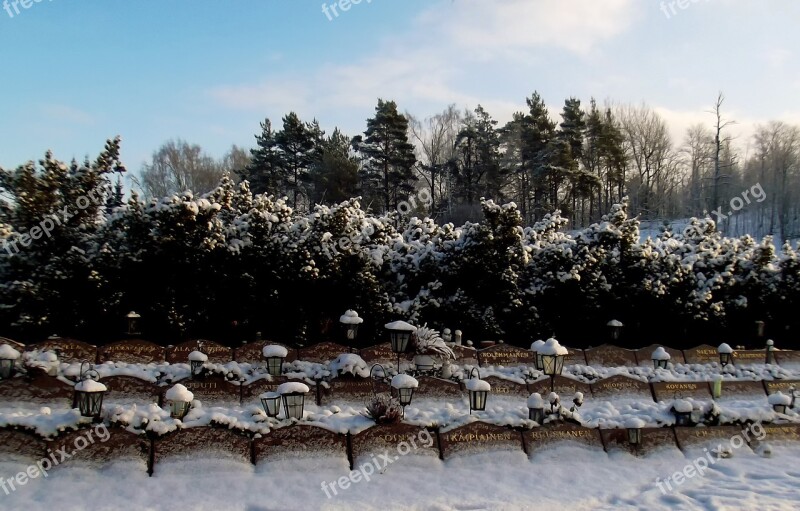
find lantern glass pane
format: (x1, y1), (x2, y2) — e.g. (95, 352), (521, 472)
(261, 397), (282, 417)
(390, 332), (411, 354)
(283, 393), (306, 420)
(346, 325), (359, 341)
(774, 404), (787, 414)
(542, 354), (556, 376)
(398, 387), (414, 406)
(554, 355), (565, 375)
(190, 360), (204, 377)
(470, 390), (488, 411)
(266, 357), (284, 376)
(627, 428), (642, 445)
(0, 359), (13, 379)
(169, 400), (190, 419)
(535, 354), (544, 371)
(76, 390), (104, 418)
(529, 407), (544, 423)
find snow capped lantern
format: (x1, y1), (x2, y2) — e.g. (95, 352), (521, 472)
(165, 383), (194, 419)
(277, 382), (310, 420)
(0, 344), (21, 379)
(651, 347), (671, 370)
(527, 393), (545, 423)
(625, 417), (645, 447)
(339, 310), (364, 342)
(259, 391), (282, 418)
(766, 339), (775, 364)
(540, 338), (568, 391)
(73, 362), (107, 420)
(391, 373), (419, 413)
(465, 368), (490, 414)
(572, 391), (584, 409)
(385, 320), (416, 368)
(188, 350), (208, 378)
(547, 392), (560, 413)
(126, 311), (141, 336)
(717, 343), (734, 367)
(530, 340), (545, 371)
(262, 344), (289, 377)
(607, 319), (623, 340)
(769, 392), (792, 414)
(671, 399), (694, 427)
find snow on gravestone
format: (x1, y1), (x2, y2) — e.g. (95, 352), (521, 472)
(25, 337), (97, 364)
(482, 376), (530, 397)
(102, 375), (161, 403)
(298, 342), (351, 364)
(651, 381), (711, 402)
(415, 375), (463, 399)
(323, 377), (389, 405)
(438, 422), (524, 460)
(673, 426), (746, 451)
(477, 344), (536, 367)
(166, 339), (232, 364)
(167, 375), (241, 405)
(0, 373), (73, 405)
(522, 425), (603, 457)
(764, 380), (800, 395)
(153, 427), (251, 467)
(634, 344), (686, 366)
(713, 380), (768, 400)
(351, 424), (439, 462)
(758, 423), (800, 443)
(254, 425), (348, 463)
(682, 344), (720, 365)
(590, 375), (653, 399)
(584, 345), (638, 367)
(99, 340), (165, 364)
(241, 376), (311, 404)
(46, 426), (149, 468)
(0, 429), (47, 461)
(600, 427), (679, 455)
(527, 375), (592, 397)
(235, 341), (297, 364)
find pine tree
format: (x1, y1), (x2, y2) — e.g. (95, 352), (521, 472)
(241, 119), (283, 196)
(355, 99), (417, 213)
(276, 112), (318, 211)
(309, 129), (360, 205)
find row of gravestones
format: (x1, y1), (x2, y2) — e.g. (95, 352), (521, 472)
(2, 371), (796, 408)
(4, 336), (799, 368)
(2, 421), (798, 476)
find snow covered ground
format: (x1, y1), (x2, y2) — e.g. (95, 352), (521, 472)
(1, 444), (800, 510)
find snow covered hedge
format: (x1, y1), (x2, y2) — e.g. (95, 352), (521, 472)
(1, 146), (797, 345)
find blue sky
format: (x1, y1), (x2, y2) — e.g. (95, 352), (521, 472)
(1, 0), (798, 180)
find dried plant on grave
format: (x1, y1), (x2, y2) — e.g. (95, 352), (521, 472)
(364, 394), (403, 424)
(412, 324), (455, 359)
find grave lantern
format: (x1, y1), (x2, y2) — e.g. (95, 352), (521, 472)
(277, 382), (310, 420)
(339, 310), (364, 343)
(671, 399), (694, 427)
(755, 320), (766, 339)
(530, 340), (545, 371)
(625, 418), (645, 448)
(607, 319), (623, 341)
(717, 343), (734, 367)
(766, 339), (775, 365)
(547, 392), (560, 414)
(262, 345), (289, 377)
(769, 392), (791, 414)
(527, 393), (545, 423)
(72, 361), (106, 419)
(540, 338), (568, 392)
(188, 350), (208, 378)
(385, 320), (416, 370)
(465, 367), (490, 414)
(126, 311), (141, 336)
(259, 391), (282, 418)
(391, 373), (419, 417)
(572, 392), (584, 410)
(165, 383), (193, 419)
(652, 347), (670, 370)
(0, 344), (21, 380)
